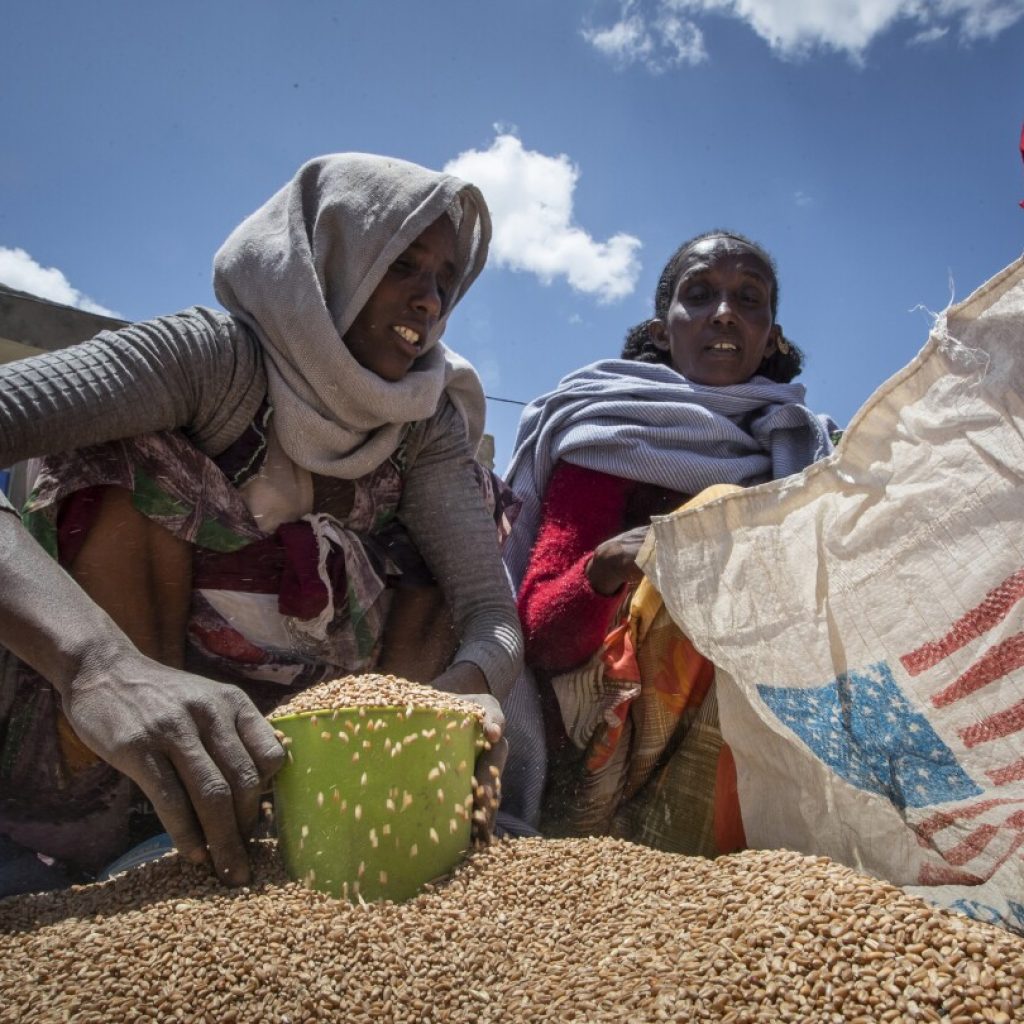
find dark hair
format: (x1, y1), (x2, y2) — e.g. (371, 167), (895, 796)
(620, 229), (804, 383)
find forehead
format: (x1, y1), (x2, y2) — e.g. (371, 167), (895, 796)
(407, 213), (458, 261)
(676, 237), (774, 284)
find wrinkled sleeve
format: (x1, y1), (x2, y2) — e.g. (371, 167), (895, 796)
(0, 307), (266, 465)
(398, 399), (523, 701)
(518, 461), (633, 674)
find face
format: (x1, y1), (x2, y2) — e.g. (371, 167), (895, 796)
(650, 236), (780, 387)
(343, 214), (459, 382)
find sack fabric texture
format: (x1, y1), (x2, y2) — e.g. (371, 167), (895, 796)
(640, 256), (1024, 934)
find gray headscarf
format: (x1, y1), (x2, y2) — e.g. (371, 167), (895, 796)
(213, 153), (491, 478)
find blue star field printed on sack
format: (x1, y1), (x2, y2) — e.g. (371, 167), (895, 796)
(757, 662), (982, 809)
(950, 899), (1024, 930)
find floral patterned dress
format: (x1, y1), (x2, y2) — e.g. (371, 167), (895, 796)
(0, 403), (516, 876)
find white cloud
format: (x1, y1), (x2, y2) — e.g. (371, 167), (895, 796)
(583, 0), (707, 69)
(909, 24), (949, 44)
(445, 134), (642, 302)
(584, 11), (655, 63)
(794, 190), (815, 207)
(584, 0), (1024, 62)
(0, 246), (118, 317)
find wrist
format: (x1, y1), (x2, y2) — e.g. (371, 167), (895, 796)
(433, 660), (489, 696)
(53, 631), (139, 701)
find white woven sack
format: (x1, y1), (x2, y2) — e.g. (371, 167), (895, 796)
(640, 256), (1024, 933)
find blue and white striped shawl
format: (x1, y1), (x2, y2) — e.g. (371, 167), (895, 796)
(502, 359), (836, 590)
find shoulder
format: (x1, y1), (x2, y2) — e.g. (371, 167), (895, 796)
(162, 306), (260, 352)
(402, 395), (474, 469)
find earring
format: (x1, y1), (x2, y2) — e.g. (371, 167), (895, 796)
(777, 337), (791, 355)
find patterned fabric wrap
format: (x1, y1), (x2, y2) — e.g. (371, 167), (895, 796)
(0, 415), (517, 874)
(24, 425), (409, 689)
(541, 487), (746, 857)
(541, 575), (726, 854)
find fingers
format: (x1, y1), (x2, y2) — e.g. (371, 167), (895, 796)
(129, 748), (208, 867)
(220, 701), (286, 837)
(471, 735), (508, 846)
(173, 695), (284, 885)
(480, 698), (505, 746)
(129, 694), (281, 887)
(234, 702), (286, 839)
(624, 562), (646, 586)
(166, 737), (252, 886)
(235, 702), (288, 785)
(201, 711), (274, 862)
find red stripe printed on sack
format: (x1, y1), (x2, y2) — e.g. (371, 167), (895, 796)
(988, 757), (1024, 787)
(917, 829), (1024, 886)
(901, 568), (1024, 676)
(916, 797), (1024, 841)
(895, 568), (1024, 880)
(918, 863), (984, 886)
(959, 695), (1024, 748)
(932, 631), (1024, 707)
(941, 823), (1000, 866)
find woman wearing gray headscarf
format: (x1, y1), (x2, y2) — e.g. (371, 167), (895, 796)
(0, 154), (522, 892)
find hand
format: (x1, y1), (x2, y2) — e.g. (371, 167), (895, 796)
(62, 642), (286, 886)
(430, 663), (507, 844)
(586, 525), (651, 596)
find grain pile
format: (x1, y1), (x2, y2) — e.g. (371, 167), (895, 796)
(2, 838), (1022, 1024)
(268, 674), (488, 723)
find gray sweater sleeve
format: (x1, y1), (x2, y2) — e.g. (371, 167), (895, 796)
(398, 399), (524, 701)
(0, 306), (266, 465)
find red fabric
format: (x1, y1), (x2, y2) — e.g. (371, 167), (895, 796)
(277, 520), (333, 620)
(713, 744), (746, 854)
(193, 536), (284, 595)
(518, 463), (632, 672)
(194, 521), (344, 621)
(517, 461), (684, 673)
(56, 485), (107, 566)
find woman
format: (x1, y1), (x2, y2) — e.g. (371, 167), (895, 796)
(0, 153), (522, 888)
(504, 230), (837, 854)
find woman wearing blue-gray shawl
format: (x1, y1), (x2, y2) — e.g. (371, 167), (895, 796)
(503, 357), (834, 592)
(500, 230), (837, 850)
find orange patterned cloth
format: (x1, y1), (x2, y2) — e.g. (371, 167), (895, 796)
(541, 487), (746, 856)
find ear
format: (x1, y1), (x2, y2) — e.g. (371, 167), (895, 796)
(765, 324), (781, 357)
(648, 319), (670, 352)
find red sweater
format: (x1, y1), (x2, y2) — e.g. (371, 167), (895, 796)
(517, 461), (685, 674)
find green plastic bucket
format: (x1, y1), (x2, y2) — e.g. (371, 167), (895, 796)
(269, 705), (482, 902)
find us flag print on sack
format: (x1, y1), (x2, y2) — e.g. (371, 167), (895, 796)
(759, 562), (1024, 923)
(752, 576), (1024, 930)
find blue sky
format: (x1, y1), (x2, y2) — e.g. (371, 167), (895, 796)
(2, 0), (1022, 469)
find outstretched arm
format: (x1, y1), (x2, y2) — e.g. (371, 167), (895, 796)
(0, 498), (284, 885)
(0, 307), (265, 465)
